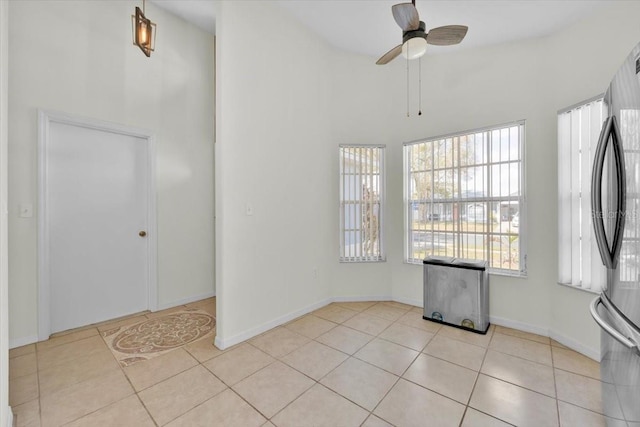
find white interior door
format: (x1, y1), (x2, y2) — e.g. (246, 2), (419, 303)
(43, 117), (152, 334)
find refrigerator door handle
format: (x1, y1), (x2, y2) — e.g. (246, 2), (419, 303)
(591, 115), (626, 269)
(590, 294), (640, 355)
(592, 117), (614, 268)
(610, 115), (627, 267)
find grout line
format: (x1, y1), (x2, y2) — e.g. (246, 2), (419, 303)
(458, 406), (469, 427)
(158, 378), (228, 427)
(493, 329), (553, 347)
(483, 333), (555, 368)
(465, 332), (491, 408)
(555, 396), (610, 418)
(366, 368), (401, 425)
(552, 365), (602, 382)
(135, 392), (160, 427)
(477, 371), (556, 399)
(457, 326), (490, 427)
(314, 356), (366, 395)
(494, 330), (552, 346)
(35, 336), (42, 426)
(256, 375), (317, 422)
(466, 408), (518, 426)
(204, 343), (279, 388)
(552, 344), (561, 427)
(111, 331), (160, 427)
(36, 328), (101, 354)
(422, 346), (484, 372)
(227, 387), (273, 424)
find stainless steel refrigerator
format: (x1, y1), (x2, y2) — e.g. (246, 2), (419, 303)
(590, 41), (640, 426)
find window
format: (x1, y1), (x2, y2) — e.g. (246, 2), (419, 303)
(404, 122), (525, 274)
(618, 109), (640, 285)
(339, 145), (385, 262)
(558, 96), (606, 292)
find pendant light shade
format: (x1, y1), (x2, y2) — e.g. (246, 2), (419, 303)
(132, 1), (156, 57)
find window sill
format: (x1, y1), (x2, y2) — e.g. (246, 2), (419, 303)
(557, 282), (600, 295)
(404, 260), (527, 278)
(490, 269), (527, 279)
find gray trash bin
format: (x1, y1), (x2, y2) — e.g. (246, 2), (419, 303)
(423, 256), (490, 334)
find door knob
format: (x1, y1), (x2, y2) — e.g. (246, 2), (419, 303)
(139, 231), (147, 237)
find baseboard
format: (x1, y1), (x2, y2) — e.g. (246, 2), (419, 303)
(215, 297), (332, 350)
(489, 315), (549, 337)
(155, 291), (216, 312)
(391, 296), (422, 308)
(7, 406), (13, 427)
(397, 291), (600, 360)
(215, 294), (412, 350)
(9, 335), (38, 350)
(333, 295), (392, 303)
(490, 315), (600, 361)
(549, 330), (600, 362)
(212, 294), (600, 361)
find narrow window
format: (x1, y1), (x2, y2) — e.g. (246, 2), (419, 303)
(339, 145), (385, 262)
(558, 96), (606, 292)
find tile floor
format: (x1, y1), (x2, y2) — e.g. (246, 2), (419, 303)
(8, 299), (615, 427)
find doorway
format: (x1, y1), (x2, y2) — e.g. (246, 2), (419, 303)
(38, 110), (157, 340)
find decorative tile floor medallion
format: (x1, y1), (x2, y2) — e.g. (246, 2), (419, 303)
(103, 309), (215, 367)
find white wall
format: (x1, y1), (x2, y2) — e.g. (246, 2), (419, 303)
(216, 0), (640, 358)
(215, 1), (334, 347)
(8, 1), (215, 346)
(329, 1), (640, 358)
(1, 0), (10, 423)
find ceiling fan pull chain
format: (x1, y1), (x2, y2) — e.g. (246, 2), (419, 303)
(407, 53), (410, 117)
(418, 56), (422, 116)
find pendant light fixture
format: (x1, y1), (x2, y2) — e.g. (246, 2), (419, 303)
(132, 0), (156, 57)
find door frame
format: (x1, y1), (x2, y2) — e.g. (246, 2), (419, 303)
(37, 109), (158, 341)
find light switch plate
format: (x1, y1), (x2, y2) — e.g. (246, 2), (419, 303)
(19, 204), (33, 218)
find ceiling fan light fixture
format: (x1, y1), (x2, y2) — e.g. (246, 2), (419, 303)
(401, 37), (427, 60)
(376, 2), (468, 65)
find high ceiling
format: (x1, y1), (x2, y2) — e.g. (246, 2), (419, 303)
(151, 0), (615, 57)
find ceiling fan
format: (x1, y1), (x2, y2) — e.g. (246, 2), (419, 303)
(377, 1), (468, 65)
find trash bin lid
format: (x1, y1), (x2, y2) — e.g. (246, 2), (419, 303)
(423, 256), (455, 266)
(452, 258), (487, 270)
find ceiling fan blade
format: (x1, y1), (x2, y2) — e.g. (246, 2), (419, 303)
(392, 3), (420, 31)
(426, 25), (468, 46)
(376, 45), (403, 65)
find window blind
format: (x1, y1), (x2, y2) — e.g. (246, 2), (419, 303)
(558, 97), (606, 292)
(339, 145), (385, 262)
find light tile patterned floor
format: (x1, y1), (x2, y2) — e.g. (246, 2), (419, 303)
(8, 299), (616, 427)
